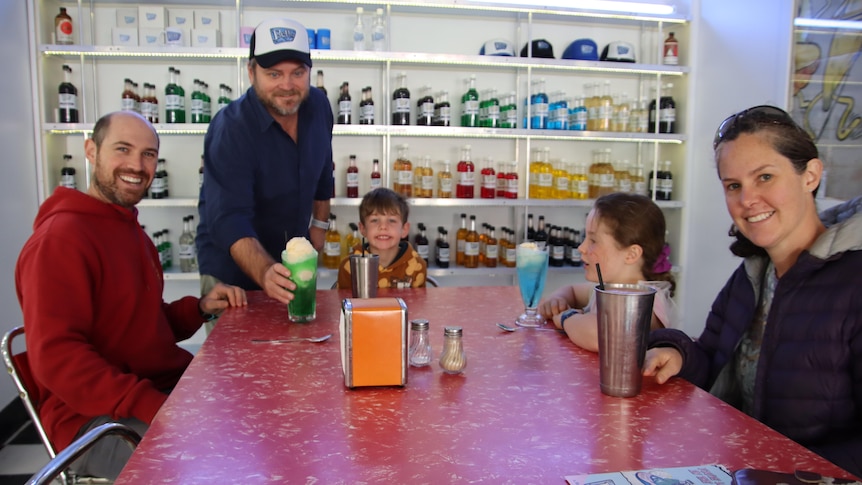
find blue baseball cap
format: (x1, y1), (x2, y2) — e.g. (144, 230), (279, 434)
(562, 39), (599, 61)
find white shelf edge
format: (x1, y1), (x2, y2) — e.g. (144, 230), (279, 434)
(40, 45), (689, 75)
(44, 123), (686, 144)
(332, 197), (683, 209)
(138, 198), (198, 208)
(163, 270), (201, 280)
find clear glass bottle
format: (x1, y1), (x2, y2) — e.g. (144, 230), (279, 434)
(505, 161), (519, 199)
(439, 326), (466, 374)
(414, 223), (430, 263)
(392, 72), (411, 125)
(165, 67), (181, 123)
(393, 144), (413, 197)
(353, 7), (366, 51)
(409, 319), (433, 367)
(480, 156), (496, 199)
(455, 212), (467, 266)
(464, 215), (479, 268)
(370, 158), (382, 191)
(433, 90), (451, 127)
(323, 214), (342, 269)
(217, 83), (231, 113)
(500, 91), (517, 129)
(338, 81), (352, 124)
(529, 78), (549, 129)
(346, 154), (359, 198)
(371, 8), (386, 52)
(162, 229), (173, 269)
(456, 145), (474, 199)
(190, 79), (203, 123)
(460, 75), (480, 127)
(663, 32), (679, 65)
(151, 158), (168, 199)
(360, 86), (375, 125)
(438, 160), (453, 199)
(436, 227), (450, 268)
(315, 70), (327, 98)
(179, 215), (198, 273)
(416, 85), (434, 126)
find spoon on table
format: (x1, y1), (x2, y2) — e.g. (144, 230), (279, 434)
(496, 323), (558, 332)
(251, 334), (333, 343)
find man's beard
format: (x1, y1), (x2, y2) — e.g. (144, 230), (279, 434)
(92, 160), (148, 208)
(253, 78), (308, 116)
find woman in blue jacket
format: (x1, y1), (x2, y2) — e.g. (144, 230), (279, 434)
(643, 105), (862, 477)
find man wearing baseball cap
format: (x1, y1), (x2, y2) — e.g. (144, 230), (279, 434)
(197, 18), (333, 307)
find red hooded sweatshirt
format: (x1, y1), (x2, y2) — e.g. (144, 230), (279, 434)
(15, 187), (205, 451)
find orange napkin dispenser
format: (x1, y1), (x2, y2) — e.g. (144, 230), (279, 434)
(340, 297), (408, 388)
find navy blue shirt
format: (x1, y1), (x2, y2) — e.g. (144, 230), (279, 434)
(196, 85), (333, 290)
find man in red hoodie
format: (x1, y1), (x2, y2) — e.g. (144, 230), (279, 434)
(15, 111), (246, 479)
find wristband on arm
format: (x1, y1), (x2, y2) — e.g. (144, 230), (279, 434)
(310, 218), (330, 230)
(559, 308), (583, 332)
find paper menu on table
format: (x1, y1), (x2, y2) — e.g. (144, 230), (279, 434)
(566, 464), (732, 485)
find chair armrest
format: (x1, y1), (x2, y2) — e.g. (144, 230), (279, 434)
(26, 422), (142, 485)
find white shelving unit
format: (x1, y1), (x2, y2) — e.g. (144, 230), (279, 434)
(31, 0), (689, 292)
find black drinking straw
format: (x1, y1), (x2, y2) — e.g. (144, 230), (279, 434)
(362, 238), (366, 256)
(596, 263), (605, 290)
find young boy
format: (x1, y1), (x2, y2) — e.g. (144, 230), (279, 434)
(337, 188), (428, 289)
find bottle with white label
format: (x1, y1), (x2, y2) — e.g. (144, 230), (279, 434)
(392, 72), (410, 125)
(55, 7), (73, 45)
(393, 144), (413, 197)
(58, 65), (79, 123)
(179, 216), (198, 273)
(59, 154), (76, 189)
(337, 82), (352, 124)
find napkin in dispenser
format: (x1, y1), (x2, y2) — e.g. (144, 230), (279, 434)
(340, 298), (408, 388)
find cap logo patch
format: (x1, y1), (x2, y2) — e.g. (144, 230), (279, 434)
(494, 41), (507, 50)
(617, 45), (630, 55)
(270, 27), (296, 45)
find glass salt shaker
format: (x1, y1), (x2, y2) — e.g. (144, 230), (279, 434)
(408, 319), (433, 367)
(438, 326), (466, 374)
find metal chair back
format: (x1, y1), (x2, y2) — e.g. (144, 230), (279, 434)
(2, 326), (57, 460)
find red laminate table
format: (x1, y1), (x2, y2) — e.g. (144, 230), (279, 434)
(116, 286), (854, 484)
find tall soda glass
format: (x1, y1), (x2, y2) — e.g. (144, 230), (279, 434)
(515, 242), (549, 327)
(281, 237), (318, 323)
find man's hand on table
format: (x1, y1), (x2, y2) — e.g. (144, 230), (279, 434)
(200, 282), (248, 316)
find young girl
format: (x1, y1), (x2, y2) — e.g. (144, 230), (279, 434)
(537, 192), (677, 351)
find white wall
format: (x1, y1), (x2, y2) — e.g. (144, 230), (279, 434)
(678, 0), (795, 336)
(0, 1), (39, 410)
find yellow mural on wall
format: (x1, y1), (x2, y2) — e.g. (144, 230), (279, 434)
(793, 0), (862, 143)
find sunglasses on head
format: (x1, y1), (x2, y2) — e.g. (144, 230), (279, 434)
(713, 105), (801, 149)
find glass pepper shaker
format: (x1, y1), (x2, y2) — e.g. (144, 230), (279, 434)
(408, 319), (433, 367)
(438, 326), (466, 374)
